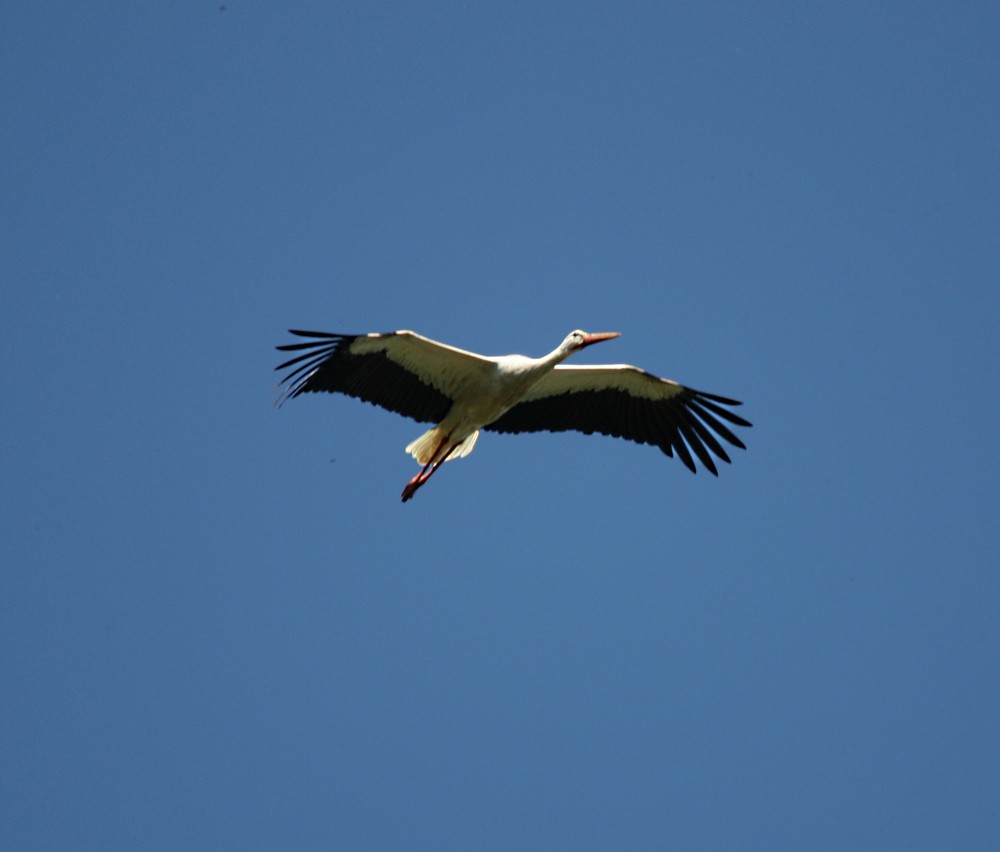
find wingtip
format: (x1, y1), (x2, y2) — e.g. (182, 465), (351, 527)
(287, 329), (342, 338)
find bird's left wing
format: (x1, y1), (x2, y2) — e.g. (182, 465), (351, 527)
(274, 330), (495, 424)
(484, 364), (751, 474)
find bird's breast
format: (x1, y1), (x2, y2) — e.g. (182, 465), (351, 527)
(448, 362), (549, 427)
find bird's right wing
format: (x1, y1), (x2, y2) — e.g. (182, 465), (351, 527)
(274, 330), (495, 424)
(485, 364), (751, 474)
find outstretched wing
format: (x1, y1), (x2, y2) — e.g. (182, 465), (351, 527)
(485, 364), (751, 474)
(274, 330), (494, 425)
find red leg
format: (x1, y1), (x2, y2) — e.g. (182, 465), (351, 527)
(401, 434), (453, 502)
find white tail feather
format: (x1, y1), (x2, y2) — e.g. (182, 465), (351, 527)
(447, 429), (478, 460)
(405, 428), (479, 464)
(405, 428), (442, 464)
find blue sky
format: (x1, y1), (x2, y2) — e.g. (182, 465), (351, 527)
(3, 2), (998, 849)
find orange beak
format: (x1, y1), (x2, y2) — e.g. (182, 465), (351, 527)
(579, 331), (621, 348)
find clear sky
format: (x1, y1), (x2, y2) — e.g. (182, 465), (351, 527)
(3, 2), (998, 849)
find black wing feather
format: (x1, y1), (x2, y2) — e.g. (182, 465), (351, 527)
(485, 385), (750, 475)
(274, 330), (453, 424)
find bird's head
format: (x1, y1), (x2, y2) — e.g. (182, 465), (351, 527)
(565, 329), (621, 352)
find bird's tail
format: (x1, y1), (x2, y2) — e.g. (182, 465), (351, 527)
(405, 427), (479, 465)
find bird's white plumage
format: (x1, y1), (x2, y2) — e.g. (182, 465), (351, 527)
(520, 364), (687, 403)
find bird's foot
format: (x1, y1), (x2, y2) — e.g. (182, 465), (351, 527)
(401, 477), (423, 503)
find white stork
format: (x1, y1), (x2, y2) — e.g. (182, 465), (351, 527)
(275, 329), (751, 502)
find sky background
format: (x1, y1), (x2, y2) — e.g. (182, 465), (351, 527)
(3, 2), (998, 849)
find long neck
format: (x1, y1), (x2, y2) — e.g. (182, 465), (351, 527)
(538, 340), (577, 370)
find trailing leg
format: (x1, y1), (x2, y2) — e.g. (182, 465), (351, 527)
(401, 433), (453, 502)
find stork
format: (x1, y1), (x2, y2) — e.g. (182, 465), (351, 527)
(274, 329), (751, 502)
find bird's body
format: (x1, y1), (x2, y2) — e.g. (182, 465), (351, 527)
(275, 329), (751, 501)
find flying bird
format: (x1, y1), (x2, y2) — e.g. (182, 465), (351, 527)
(274, 329), (751, 502)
